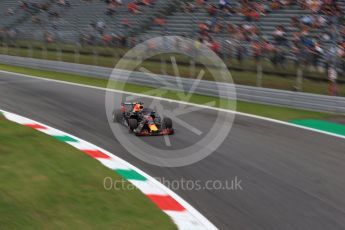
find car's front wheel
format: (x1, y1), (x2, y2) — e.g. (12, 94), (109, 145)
(162, 117), (173, 129)
(128, 118), (138, 131)
(112, 109), (122, 123)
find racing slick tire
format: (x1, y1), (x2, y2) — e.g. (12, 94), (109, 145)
(162, 117), (173, 129)
(112, 109), (123, 123)
(128, 118), (138, 131)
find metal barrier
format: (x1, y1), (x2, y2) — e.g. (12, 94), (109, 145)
(1, 54), (344, 114)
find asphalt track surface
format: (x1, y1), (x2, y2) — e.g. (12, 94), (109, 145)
(1, 72), (345, 230)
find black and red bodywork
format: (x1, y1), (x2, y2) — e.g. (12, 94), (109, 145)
(113, 102), (174, 136)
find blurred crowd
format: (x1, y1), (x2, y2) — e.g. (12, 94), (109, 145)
(177, 0), (345, 73)
(1, 0), (344, 75)
(82, 0), (157, 45)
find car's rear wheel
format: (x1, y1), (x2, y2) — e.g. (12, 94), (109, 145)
(163, 117), (173, 129)
(128, 119), (138, 131)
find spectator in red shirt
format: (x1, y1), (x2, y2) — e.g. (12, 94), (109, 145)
(249, 9), (260, 21)
(209, 39), (220, 54)
(121, 17), (131, 28)
(153, 17), (166, 26)
(103, 34), (113, 45)
(142, 0), (152, 6)
(207, 4), (217, 16)
(128, 2), (140, 14)
(251, 40), (262, 62)
(199, 22), (209, 36)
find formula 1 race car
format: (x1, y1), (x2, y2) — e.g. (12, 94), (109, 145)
(112, 102), (174, 136)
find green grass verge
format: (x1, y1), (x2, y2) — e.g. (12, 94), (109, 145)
(0, 63), (340, 121)
(0, 114), (176, 230)
(1, 45), (344, 96)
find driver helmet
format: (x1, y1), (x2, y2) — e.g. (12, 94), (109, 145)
(133, 103), (143, 112)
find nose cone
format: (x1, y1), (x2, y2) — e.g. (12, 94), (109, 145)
(149, 123), (159, 132)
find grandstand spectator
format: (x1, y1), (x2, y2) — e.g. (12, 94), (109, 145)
(96, 20), (106, 34)
(207, 4), (217, 16)
(324, 45), (337, 69)
(291, 16), (301, 28)
(290, 43), (301, 67)
(328, 66), (338, 96)
(31, 15), (41, 24)
(6, 28), (17, 40)
(315, 14), (327, 28)
(301, 14), (313, 26)
(196, 0), (205, 8)
(339, 42), (345, 73)
(19, 1), (28, 10)
(270, 0), (282, 9)
(141, 0), (153, 6)
(272, 46), (287, 68)
(121, 17), (131, 29)
(337, 42), (345, 61)
(247, 9), (261, 21)
(233, 25), (246, 41)
(41, 3), (49, 11)
(262, 38), (275, 60)
(198, 22), (210, 37)
(251, 39), (262, 62)
(219, 0), (231, 12)
(272, 25), (288, 46)
(223, 39), (234, 60)
(182, 2), (196, 13)
(48, 9), (60, 18)
(153, 16), (166, 27)
(209, 38), (221, 54)
(311, 41), (324, 71)
(239, 23), (259, 42)
(264, 0), (272, 13)
(236, 42), (246, 64)
(339, 23), (345, 36)
(306, 0), (322, 13)
(213, 20), (224, 33)
(57, 0), (71, 7)
(227, 23), (236, 34)
(102, 34), (113, 46)
(292, 31), (301, 46)
(128, 1), (140, 14)
(205, 17), (216, 32)
(0, 29), (6, 41)
(6, 8), (14, 16)
(253, 1), (264, 14)
(44, 31), (54, 43)
(320, 29), (333, 42)
(106, 2), (117, 16)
